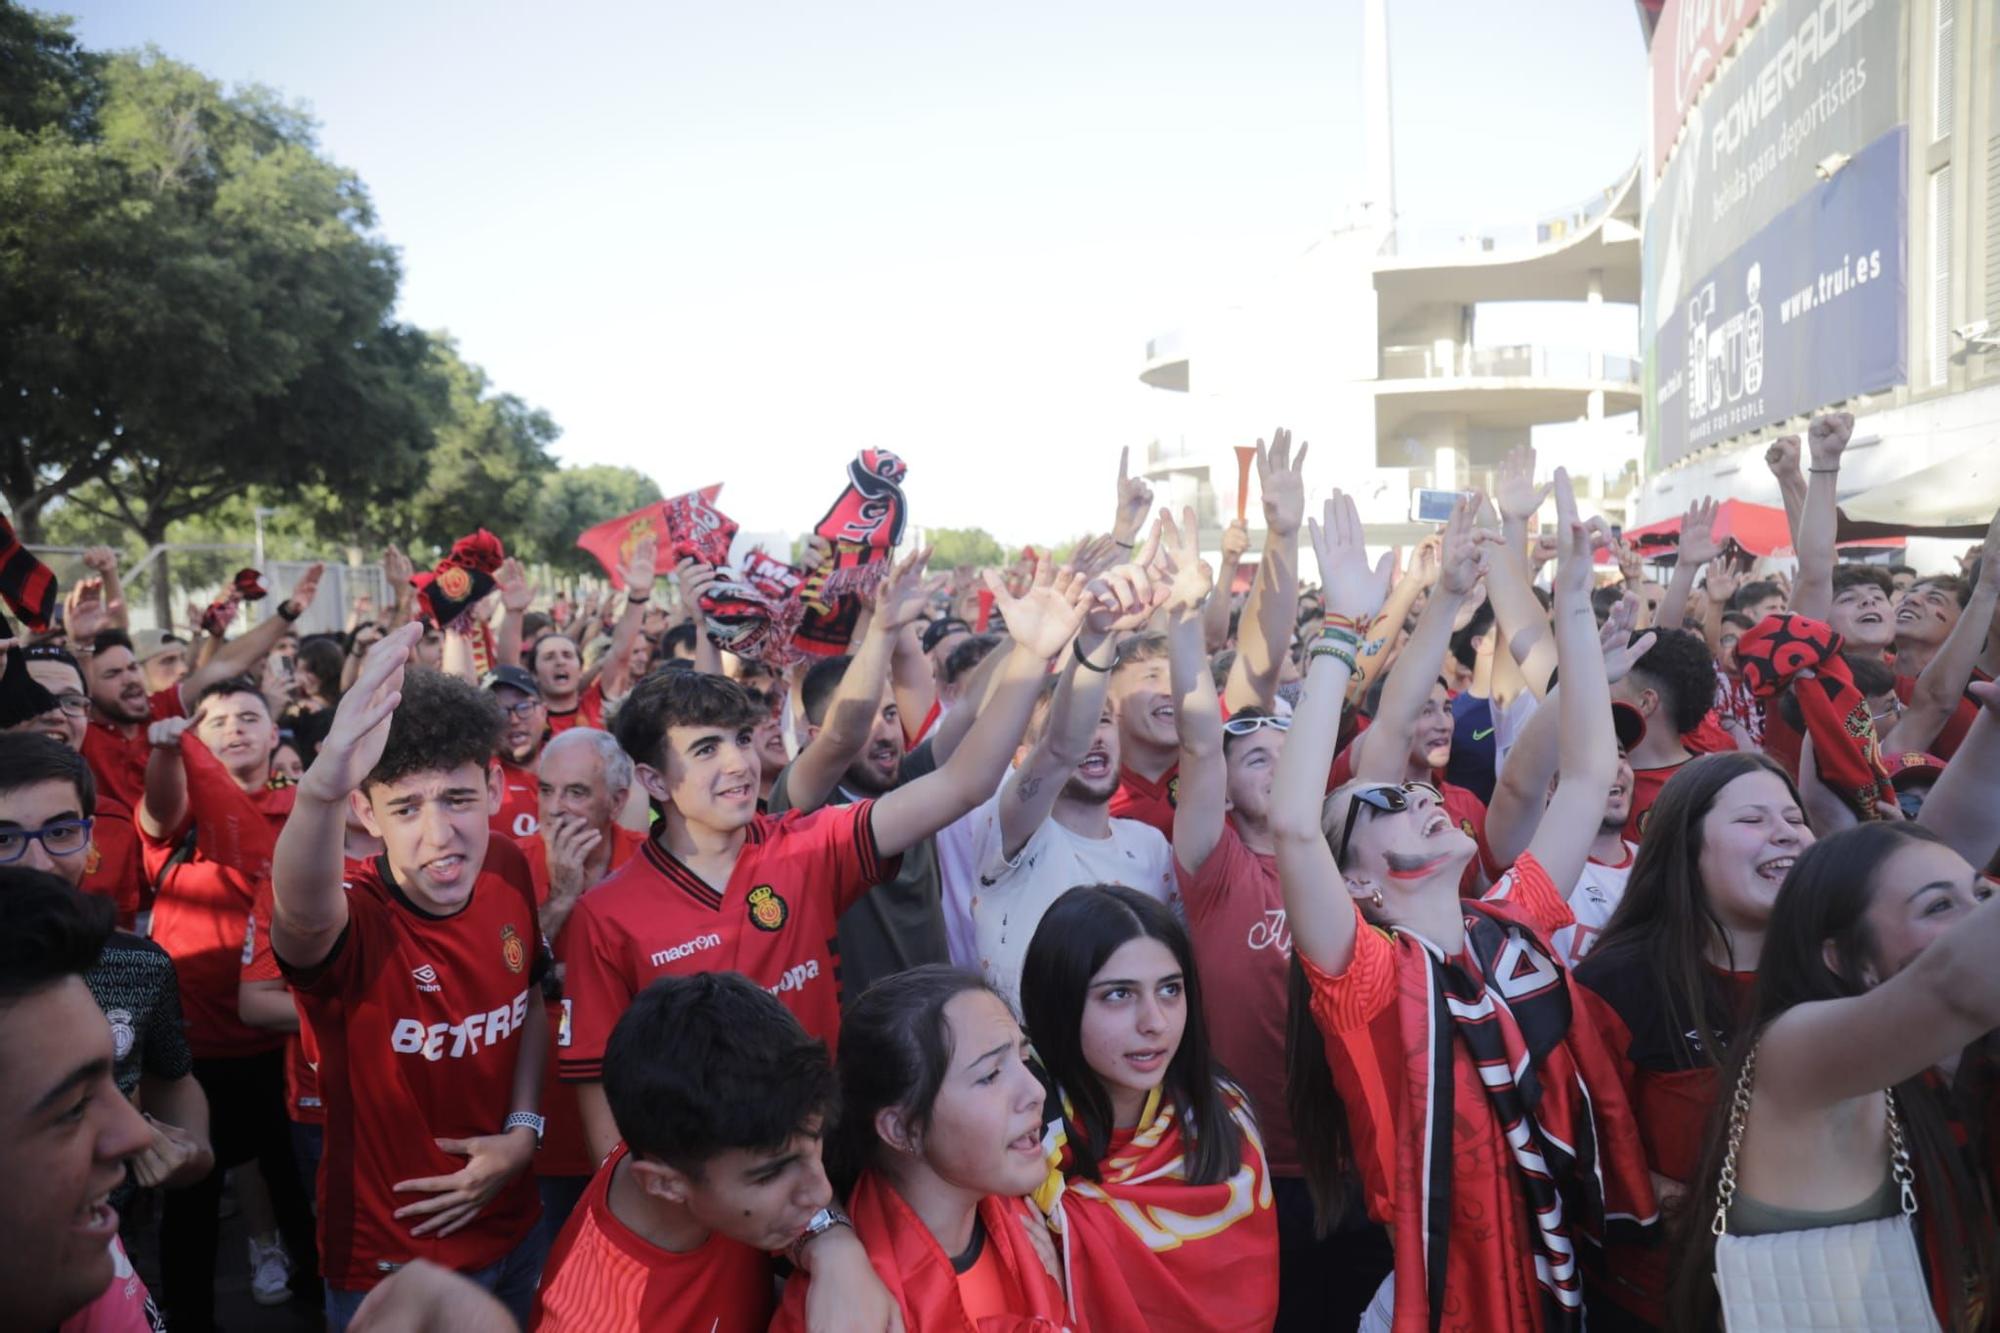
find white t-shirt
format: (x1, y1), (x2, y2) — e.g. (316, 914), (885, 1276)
(938, 790), (1001, 972)
(972, 801), (1178, 1009)
(1549, 841), (1637, 965)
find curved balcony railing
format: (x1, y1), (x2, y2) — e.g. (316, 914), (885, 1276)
(1379, 342), (1639, 385)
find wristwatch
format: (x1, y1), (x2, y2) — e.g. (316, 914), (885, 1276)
(787, 1204), (853, 1267)
(503, 1111), (545, 1147)
(277, 600), (303, 623)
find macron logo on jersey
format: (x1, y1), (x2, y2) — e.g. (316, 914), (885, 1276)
(650, 933), (721, 968)
(390, 990), (531, 1061)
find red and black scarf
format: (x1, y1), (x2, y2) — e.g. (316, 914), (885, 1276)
(0, 511), (56, 633)
(412, 529), (503, 637)
(201, 569), (267, 638)
(796, 449), (909, 655)
(1399, 901), (1658, 1332)
(660, 488), (738, 565)
(1736, 613), (1895, 819)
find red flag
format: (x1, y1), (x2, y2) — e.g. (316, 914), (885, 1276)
(574, 485), (731, 589)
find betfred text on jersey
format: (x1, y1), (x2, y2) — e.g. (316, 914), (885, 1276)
(390, 989), (532, 1061)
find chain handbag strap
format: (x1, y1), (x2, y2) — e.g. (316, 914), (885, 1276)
(1712, 1042), (1919, 1237)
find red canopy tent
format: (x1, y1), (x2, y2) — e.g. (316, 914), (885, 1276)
(1598, 499), (1904, 564)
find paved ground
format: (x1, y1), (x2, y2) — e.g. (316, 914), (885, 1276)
(124, 1185), (324, 1333)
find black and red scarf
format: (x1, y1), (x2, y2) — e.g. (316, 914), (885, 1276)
(201, 568), (267, 637)
(796, 449), (908, 655)
(1735, 613), (1895, 819)
(0, 512), (56, 632)
(1406, 902), (1656, 1331)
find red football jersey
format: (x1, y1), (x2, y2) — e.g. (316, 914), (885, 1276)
(557, 803), (893, 1082)
(514, 824), (647, 1179)
(242, 875), (371, 1128)
(545, 681), (606, 737)
(80, 792), (144, 928)
(81, 685), (183, 812)
(1110, 762), (1179, 840)
(532, 1144), (774, 1332)
(491, 760), (541, 840)
(142, 768), (292, 1060)
(278, 842), (544, 1290)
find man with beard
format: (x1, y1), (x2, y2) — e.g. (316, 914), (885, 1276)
(484, 665), (548, 839)
(531, 538), (656, 735)
(6, 647), (146, 927)
(80, 563), (325, 812)
(764, 552), (948, 1004)
(972, 542), (1173, 1010)
(139, 677), (319, 1325)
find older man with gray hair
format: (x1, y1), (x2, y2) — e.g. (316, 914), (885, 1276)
(514, 725), (650, 1235)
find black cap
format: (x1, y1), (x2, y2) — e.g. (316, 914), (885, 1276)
(480, 664), (541, 697)
(921, 617), (972, 655)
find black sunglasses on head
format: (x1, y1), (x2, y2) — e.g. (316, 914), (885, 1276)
(1335, 781), (1442, 867)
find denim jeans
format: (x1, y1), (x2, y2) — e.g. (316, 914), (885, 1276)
(323, 1222), (549, 1331)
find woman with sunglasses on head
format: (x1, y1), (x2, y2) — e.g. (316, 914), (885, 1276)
(1020, 882), (1278, 1331)
(770, 965), (1071, 1333)
(1161, 506), (1393, 1329)
(1666, 820), (2000, 1331)
(1278, 483), (1656, 1332)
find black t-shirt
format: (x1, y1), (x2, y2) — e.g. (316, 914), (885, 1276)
(86, 931), (193, 1099)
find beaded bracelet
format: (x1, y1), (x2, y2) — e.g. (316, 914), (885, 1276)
(1318, 625), (1362, 647)
(1307, 642), (1358, 673)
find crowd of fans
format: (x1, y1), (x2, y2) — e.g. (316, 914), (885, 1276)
(4, 413), (2000, 1331)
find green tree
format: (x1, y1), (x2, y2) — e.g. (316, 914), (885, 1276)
(523, 464), (662, 578)
(924, 526), (1007, 569)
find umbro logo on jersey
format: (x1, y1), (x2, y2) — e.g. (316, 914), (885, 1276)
(412, 964), (442, 994)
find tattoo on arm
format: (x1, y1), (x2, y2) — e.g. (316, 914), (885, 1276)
(1015, 776), (1043, 801)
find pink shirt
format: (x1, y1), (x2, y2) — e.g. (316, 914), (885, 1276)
(1179, 819), (1298, 1175)
(61, 1238), (162, 1332)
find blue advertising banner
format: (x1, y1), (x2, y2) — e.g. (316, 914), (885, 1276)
(1653, 124), (1906, 465)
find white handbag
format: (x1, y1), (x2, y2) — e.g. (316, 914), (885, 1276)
(1710, 1044), (1940, 1331)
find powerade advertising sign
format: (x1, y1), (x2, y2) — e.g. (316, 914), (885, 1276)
(1653, 125), (1907, 464)
(1643, 0), (1907, 466)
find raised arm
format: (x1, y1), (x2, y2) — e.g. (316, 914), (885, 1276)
(1489, 445), (1557, 695)
(1765, 434), (1808, 543)
(1789, 414), (1851, 623)
(599, 537), (658, 701)
(1203, 520), (1249, 655)
(493, 558), (532, 673)
(1348, 538), (1435, 698)
(138, 715), (195, 840)
(988, 543), (1158, 861)
(1917, 680), (2000, 868)
(1883, 507), (2000, 756)
(271, 623), (420, 968)
(1656, 496), (1720, 635)
(181, 563), (325, 707)
(1352, 497), (1485, 782)
(782, 548), (933, 815)
(1518, 471), (1623, 892)
(870, 562), (1094, 860)
(1225, 429), (1304, 712)
(382, 545), (418, 628)
(1273, 492), (1394, 974)
(79, 547), (129, 631)
(1148, 510), (1225, 873)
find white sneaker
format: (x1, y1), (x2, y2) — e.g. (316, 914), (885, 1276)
(249, 1236), (292, 1306)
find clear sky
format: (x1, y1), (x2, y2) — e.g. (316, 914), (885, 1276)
(53, 0), (1647, 546)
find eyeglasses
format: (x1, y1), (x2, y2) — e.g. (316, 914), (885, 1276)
(49, 693), (89, 718)
(1222, 714), (1291, 738)
(0, 818), (95, 865)
(497, 699), (544, 721)
(1334, 782), (1441, 867)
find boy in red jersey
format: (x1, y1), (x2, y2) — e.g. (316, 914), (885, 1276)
(484, 665), (549, 839)
(272, 625), (549, 1330)
(560, 561), (1091, 1163)
(534, 971), (838, 1332)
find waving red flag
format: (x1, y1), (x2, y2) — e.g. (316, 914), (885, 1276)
(574, 485), (732, 588)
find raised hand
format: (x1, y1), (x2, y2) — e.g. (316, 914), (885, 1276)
(1067, 534), (1122, 581)
(1765, 434), (1803, 481)
(1408, 533), (1443, 590)
(1495, 444), (1551, 524)
(1612, 537), (1645, 588)
(285, 562), (326, 617)
(301, 622), (421, 802)
(382, 545), (414, 591)
(1677, 495), (1723, 570)
(80, 545), (119, 577)
(984, 557), (1091, 660)
(147, 715), (194, 751)
(622, 536), (658, 601)
(1113, 445), (1155, 545)
(1256, 427), (1309, 536)
(1308, 491), (1395, 625)
(496, 558), (533, 613)
(1705, 555), (1747, 607)
(1596, 591), (1657, 683)
(871, 546), (938, 631)
(1436, 494), (1489, 596)
(1156, 506), (1214, 617)
(63, 578), (118, 642)
(1806, 412), (1854, 469)
(675, 559), (720, 619)
(1219, 518), (1250, 561)
(798, 533), (834, 574)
